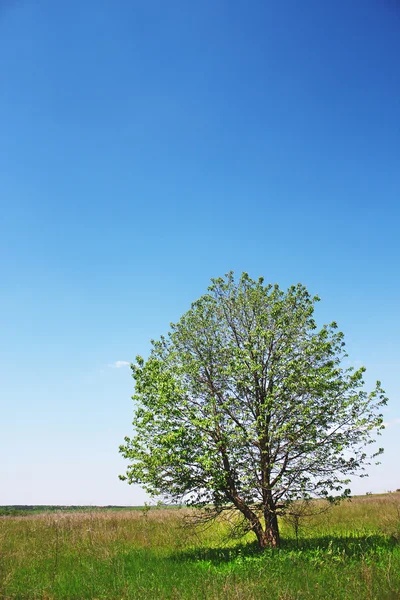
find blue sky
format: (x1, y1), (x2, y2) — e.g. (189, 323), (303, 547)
(1, 0), (399, 505)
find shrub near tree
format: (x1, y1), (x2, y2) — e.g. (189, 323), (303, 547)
(120, 273), (387, 549)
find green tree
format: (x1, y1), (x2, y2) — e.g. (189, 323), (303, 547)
(119, 273), (387, 548)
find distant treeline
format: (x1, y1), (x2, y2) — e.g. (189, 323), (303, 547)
(0, 505), (146, 516)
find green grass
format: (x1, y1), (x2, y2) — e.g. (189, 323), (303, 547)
(1, 494), (400, 599)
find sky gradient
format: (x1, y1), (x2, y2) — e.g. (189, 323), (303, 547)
(1, 0), (399, 505)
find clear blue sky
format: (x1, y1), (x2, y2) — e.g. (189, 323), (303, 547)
(1, 1), (399, 505)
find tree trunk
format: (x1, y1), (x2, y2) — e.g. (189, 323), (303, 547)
(256, 509), (280, 549)
(231, 495), (281, 549)
(265, 511), (280, 547)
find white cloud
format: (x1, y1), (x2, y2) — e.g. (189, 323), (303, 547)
(108, 360), (131, 369)
(383, 418), (400, 428)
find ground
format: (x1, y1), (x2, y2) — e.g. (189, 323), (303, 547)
(1, 493), (400, 599)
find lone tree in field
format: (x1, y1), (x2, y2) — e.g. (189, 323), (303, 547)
(119, 273), (387, 548)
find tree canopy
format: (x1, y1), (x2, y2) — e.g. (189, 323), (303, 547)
(119, 273), (387, 548)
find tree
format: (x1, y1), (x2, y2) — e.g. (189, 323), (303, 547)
(119, 273), (387, 549)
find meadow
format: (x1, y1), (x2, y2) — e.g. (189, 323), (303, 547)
(1, 494), (400, 600)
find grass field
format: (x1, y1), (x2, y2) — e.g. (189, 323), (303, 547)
(1, 494), (400, 599)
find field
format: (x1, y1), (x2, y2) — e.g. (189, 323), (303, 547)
(1, 494), (400, 600)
